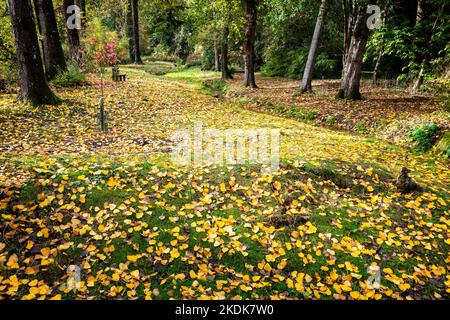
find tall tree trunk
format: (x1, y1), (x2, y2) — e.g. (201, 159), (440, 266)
(132, 0), (142, 64)
(221, 25), (232, 80)
(127, 0), (134, 62)
(214, 41), (220, 71)
(7, 0), (57, 105)
(412, 0), (425, 93)
(64, 0), (81, 63)
(301, 0), (328, 93)
(79, 0), (86, 28)
(337, 2), (370, 100)
(244, 0), (259, 88)
(33, 0), (66, 79)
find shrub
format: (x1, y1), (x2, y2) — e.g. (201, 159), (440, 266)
(407, 123), (441, 151)
(0, 61), (18, 85)
(51, 65), (87, 87)
(149, 44), (179, 63)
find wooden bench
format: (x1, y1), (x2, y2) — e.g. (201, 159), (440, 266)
(112, 66), (126, 82)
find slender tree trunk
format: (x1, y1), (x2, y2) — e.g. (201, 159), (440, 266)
(79, 0), (86, 28)
(80, 0), (86, 14)
(244, 0), (259, 88)
(372, 3), (389, 85)
(337, 2), (370, 100)
(33, 0), (66, 79)
(7, 0), (57, 105)
(132, 0), (142, 64)
(372, 45), (384, 85)
(301, 0), (328, 93)
(64, 0), (81, 63)
(127, 0), (134, 62)
(221, 25), (232, 80)
(412, 0), (425, 93)
(214, 41), (220, 71)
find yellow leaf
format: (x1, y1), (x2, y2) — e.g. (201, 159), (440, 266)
(273, 181), (281, 191)
(333, 283), (342, 294)
(6, 254), (19, 269)
(277, 259), (287, 270)
(398, 283), (411, 291)
(130, 270), (140, 278)
(127, 255), (141, 263)
(28, 279), (38, 287)
(341, 284), (352, 292)
(350, 291), (360, 299)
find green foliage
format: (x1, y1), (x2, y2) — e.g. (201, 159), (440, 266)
(51, 65), (87, 87)
(200, 43), (216, 71)
(0, 1), (14, 64)
(260, 0), (343, 80)
(365, 1), (450, 83)
(261, 49), (339, 79)
(0, 61), (18, 85)
(149, 44), (179, 63)
(407, 123), (441, 152)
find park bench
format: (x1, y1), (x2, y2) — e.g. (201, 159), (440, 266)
(112, 66), (127, 82)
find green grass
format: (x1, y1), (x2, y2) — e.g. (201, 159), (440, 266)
(165, 67), (221, 84)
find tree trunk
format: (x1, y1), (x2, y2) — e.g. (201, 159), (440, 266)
(79, 0), (86, 28)
(132, 0), (142, 64)
(301, 0), (328, 93)
(80, 0), (86, 14)
(372, 3), (389, 85)
(337, 2), (370, 100)
(372, 45), (384, 85)
(64, 0), (81, 63)
(214, 41), (220, 71)
(244, 0), (259, 88)
(127, 0), (134, 62)
(412, 0), (425, 93)
(221, 25), (232, 80)
(7, 0), (57, 105)
(33, 0), (66, 79)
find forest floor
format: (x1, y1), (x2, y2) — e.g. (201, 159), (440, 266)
(0, 65), (449, 300)
(227, 74), (450, 146)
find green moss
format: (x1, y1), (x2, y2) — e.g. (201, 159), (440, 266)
(407, 123), (440, 152)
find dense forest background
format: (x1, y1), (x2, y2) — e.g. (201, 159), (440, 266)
(0, 0), (449, 91)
